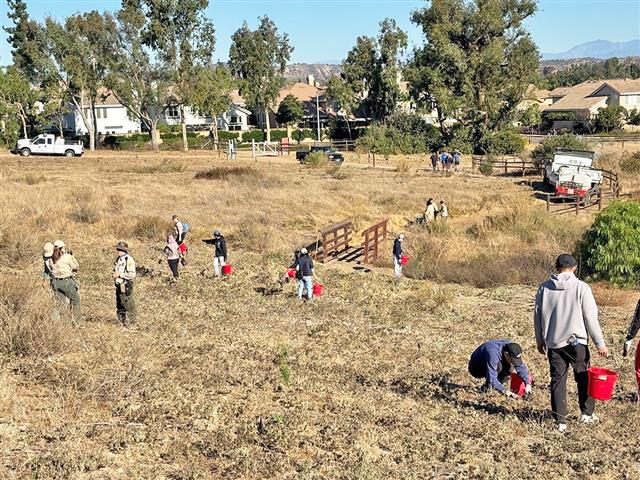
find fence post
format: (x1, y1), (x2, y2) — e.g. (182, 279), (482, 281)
(575, 199), (579, 216)
(252, 139), (256, 160)
(598, 190), (602, 211)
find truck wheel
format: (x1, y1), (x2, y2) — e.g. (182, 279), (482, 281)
(64, 149), (75, 158)
(20, 148), (31, 157)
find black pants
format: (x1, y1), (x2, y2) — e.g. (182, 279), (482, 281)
(469, 360), (511, 388)
(548, 344), (594, 423)
(168, 258), (180, 278)
(116, 285), (136, 326)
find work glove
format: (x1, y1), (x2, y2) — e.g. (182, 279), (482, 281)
(623, 339), (633, 357)
(525, 384), (532, 395)
(504, 390), (516, 399)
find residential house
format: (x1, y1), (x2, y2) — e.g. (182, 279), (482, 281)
(66, 90), (142, 136)
(161, 102), (251, 133)
(542, 78), (640, 130)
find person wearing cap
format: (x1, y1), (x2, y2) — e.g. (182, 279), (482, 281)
(47, 240), (81, 323)
(42, 242), (54, 289)
(112, 241), (137, 326)
(622, 300), (640, 402)
(468, 339), (531, 397)
(295, 248), (315, 300)
(211, 230), (227, 277)
(393, 234), (405, 278)
(534, 253), (608, 432)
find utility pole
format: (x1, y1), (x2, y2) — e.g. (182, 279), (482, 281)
(316, 88), (321, 143)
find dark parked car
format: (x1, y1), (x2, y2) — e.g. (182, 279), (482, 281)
(296, 145), (345, 164)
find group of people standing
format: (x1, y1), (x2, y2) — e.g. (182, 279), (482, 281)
(468, 253), (639, 433)
(430, 150), (461, 173)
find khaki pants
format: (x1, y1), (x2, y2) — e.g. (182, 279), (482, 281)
(51, 277), (81, 323)
(115, 284), (136, 326)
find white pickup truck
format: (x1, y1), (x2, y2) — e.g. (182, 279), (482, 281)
(543, 149), (602, 198)
(14, 134), (84, 158)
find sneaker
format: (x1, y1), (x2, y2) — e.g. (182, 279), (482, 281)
(556, 423), (567, 433)
(579, 414), (599, 424)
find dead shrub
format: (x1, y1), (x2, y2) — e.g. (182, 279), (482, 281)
(19, 172), (47, 185)
(108, 193), (124, 214)
(132, 216), (171, 239)
(231, 218), (276, 253)
(0, 276), (74, 357)
(68, 190), (101, 224)
(395, 160), (412, 176)
(194, 166), (258, 181)
(326, 164), (348, 180)
(0, 228), (39, 267)
(129, 159), (185, 174)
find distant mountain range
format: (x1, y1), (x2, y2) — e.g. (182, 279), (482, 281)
(543, 40), (640, 60)
(284, 63), (341, 84)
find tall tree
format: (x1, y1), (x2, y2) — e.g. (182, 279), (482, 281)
(4, 0), (40, 79)
(341, 19), (407, 122)
(326, 75), (357, 139)
(229, 16), (293, 143)
(407, 0), (539, 150)
(107, 0), (171, 151)
(190, 64), (235, 147)
(42, 12), (118, 150)
(0, 66), (38, 138)
(276, 93), (304, 139)
(137, 0), (215, 152)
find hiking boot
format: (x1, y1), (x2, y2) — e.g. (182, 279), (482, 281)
(556, 423), (567, 433)
(579, 414), (599, 424)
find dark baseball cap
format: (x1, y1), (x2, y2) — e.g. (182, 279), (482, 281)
(503, 343), (524, 366)
(555, 254), (577, 269)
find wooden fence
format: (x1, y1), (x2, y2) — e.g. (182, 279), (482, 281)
(471, 155), (542, 176)
(315, 219), (353, 263)
(361, 219), (388, 264)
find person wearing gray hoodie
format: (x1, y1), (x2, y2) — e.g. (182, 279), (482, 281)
(534, 254), (608, 432)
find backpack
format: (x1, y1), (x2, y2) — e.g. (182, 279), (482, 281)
(182, 222), (190, 235)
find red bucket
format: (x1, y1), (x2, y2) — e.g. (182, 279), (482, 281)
(178, 243), (187, 254)
(222, 264), (232, 276)
(312, 284), (324, 296)
(587, 367), (618, 401)
(287, 268), (296, 278)
(510, 373), (533, 397)
(400, 255), (408, 265)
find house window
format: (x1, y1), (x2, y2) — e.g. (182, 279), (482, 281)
(96, 109), (101, 119)
(229, 124), (241, 131)
(167, 106), (179, 118)
(230, 115), (239, 124)
(102, 108), (108, 119)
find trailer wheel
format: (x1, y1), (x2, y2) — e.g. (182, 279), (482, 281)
(64, 149), (75, 158)
(20, 148), (31, 157)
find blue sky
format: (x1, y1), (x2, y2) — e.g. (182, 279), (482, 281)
(0, 0), (638, 65)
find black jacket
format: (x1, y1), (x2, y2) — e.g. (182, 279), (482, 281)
(296, 255), (314, 277)
(213, 236), (227, 260)
(627, 300), (640, 341)
(393, 239), (403, 259)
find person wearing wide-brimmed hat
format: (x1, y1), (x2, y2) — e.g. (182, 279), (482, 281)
(42, 242), (54, 289)
(47, 239), (81, 323)
(112, 241), (137, 326)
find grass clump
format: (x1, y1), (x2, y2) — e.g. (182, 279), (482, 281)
(194, 166), (258, 180)
(132, 215), (171, 239)
(129, 159), (185, 174)
(277, 345), (291, 386)
(305, 152), (329, 168)
(620, 151), (640, 174)
(68, 191), (101, 224)
(19, 173), (47, 185)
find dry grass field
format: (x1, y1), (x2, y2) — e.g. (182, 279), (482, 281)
(1, 149), (639, 479)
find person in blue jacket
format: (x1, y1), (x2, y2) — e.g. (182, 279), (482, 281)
(468, 340), (532, 398)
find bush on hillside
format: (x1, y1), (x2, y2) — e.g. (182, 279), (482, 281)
(531, 134), (590, 168)
(356, 116), (442, 155)
(483, 130), (526, 155)
(579, 201), (640, 287)
(620, 151), (640, 174)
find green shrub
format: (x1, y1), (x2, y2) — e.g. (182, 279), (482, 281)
(218, 131), (240, 141)
(241, 130), (265, 143)
(446, 125), (473, 154)
(483, 130), (526, 155)
(579, 201), (640, 287)
(305, 152), (329, 168)
(269, 130), (288, 142)
(292, 128), (316, 142)
(620, 151), (640, 174)
(531, 134), (589, 168)
(479, 156), (494, 176)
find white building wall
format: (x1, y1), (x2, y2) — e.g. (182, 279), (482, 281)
(73, 105), (141, 135)
(621, 94), (640, 109)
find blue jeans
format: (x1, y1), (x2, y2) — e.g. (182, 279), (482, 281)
(298, 276), (313, 299)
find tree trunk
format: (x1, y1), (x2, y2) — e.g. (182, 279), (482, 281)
(18, 111), (27, 139)
(265, 106), (271, 143)
(344, 115), (352, 140)
(151, 123), (161, 151)
(58, 117), (64, 138)
(180, 104), (188, 152)
(91, 100), (98, 150)
(210, 122), (219, 151)
(286, 123), (292, 140)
